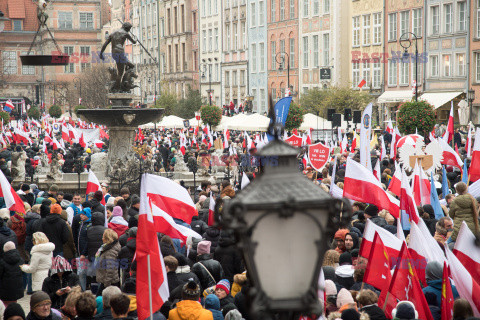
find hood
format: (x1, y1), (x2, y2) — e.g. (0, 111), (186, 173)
(60, 200), (72, 209)
(126, 238), (136, 250)
(218, 230), (235, 247)
(31, 242), (55, 254)
(46, 214), (62, 223)
(91, 212), (106, 226)
(204, 294), (221, 310)
(176, 300), (205, 320)
(335, 264), (354, 278)
(345, 232), (360, 251)
(176, 265), (191, 274)
(25, 211), (41, 222)
(0, 225), (12, 236)
(3, 249), (21, 265)
(205, 227), (220, 239)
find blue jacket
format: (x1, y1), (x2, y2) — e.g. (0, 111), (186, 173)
(422, 279), (459, 307)
(77, 221), (91, 256)
(204, 294), (224, 320)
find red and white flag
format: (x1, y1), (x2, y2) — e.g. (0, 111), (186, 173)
(380, 136), (386, 161)
(61, 123), (70, 143)
(469, 128), (480, 182)
(453, 221), (480, 281)
(363, 232), (392, 291)
(207, 193), (215, 226)
(241, 172), (250, 189)
(466, 125), (473, 158)
(79, 133), (86, 148)
(86, 170), (105, 205)
(359, 219), (403, 260)
(0, 170), (24, 214)
(137, 177), (170, 320)
(94, 139), (105, 149)
(441, 261), (454, 320)
(442, 102), (454, 143)
(386, 119), (394, 134)
(373, 159), (381, 181)
(387, 161), (402, 197)
(412, 161), (431, 206)
(400, 169), (420, 225)
(438, 138), (463, 171)
(344, 157), (399, 218)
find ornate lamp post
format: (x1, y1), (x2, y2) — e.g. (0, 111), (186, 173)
(400, 32), (419, 101)
(220, 123), (350, 319)
(468, 88), (475, 123)
(73, 77), (82, 105)
(201, 63), (212, 105)
(0, 10), (10, 33)
(276, 52), (291, 96)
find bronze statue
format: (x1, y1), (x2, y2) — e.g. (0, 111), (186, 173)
(100, 22), (137, 93)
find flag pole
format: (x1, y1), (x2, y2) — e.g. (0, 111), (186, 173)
(382, 292), (390, 312)
(147, 254), (154, 319)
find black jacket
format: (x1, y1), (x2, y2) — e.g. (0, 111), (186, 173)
(0, 249), (24, 301)
(202, 227), (221, 251)
(87, 212), (106, 260)
(214, 232), (243, 283)
(127, 207), (139, 218)
(42, 271), (80, 309)
(94, 308), (112, 320)
(190, 216), (208, 236)
(20, 192), (35, 207)
(118, 238), (136, 274)
(360, 305), (387, 320)
(191, 254), (225, 291)
(27, 311), (62, 320)
(0, 223), (18, 258)
(77, 220), (91, 257)
(25, 211), (41, 253)
(71, 214), (82, 248)
(167, 271), (184, 294)
(160, 242), (176, 258)
(90, 199), (105, 214)
(36, 214), (70, 255)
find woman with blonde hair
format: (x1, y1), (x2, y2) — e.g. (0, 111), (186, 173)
(95, 229), (121, 296)
(20, 232), (54, 291)
(323, 249), (340, 268)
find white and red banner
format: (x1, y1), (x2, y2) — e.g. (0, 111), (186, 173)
(86, 170), (105, 205)
(453, 221), (480, 281)
(307, 142), (330, 172)
(285, 134), (303, 147)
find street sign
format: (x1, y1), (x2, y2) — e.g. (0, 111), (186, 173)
(320, 68), (331, 80)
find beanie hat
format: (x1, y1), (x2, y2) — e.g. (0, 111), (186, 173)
(4, 303), (26, 320)
(122, 277), (136, 294)
(425, 261), (443, 282)
(94, 190), (103, 201)
(40, 204), (50, 218)
(106, 196), (116, 206)
(324, 279), (337, 296)
(341, 308), (360, 320)
(3, 241), (15, 252)
(30, 291), (51, 309)
(216, 279), (231, 295)
(365, 204), (379, 216)
(128, 227), (138, 238)
(63, 194), (73, 202)
(50, 204), (62, 215)
(197, 240), (211, 255)
(49, 184), (59, 192)
(51, 256), (73, 274)
(182, 280), (200, 300)
(336, 288), (354, 308)
(21, 184), (30, 192)
(131, 196), (140, 206)
(0, 208), (10, 221)
(392, 301), (417, 320)
(112, 206), (123, 217)
(339, 252), (353, 265)
(80, 208), (92, 222)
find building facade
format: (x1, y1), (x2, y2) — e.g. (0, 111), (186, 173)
(192, 0), (200, 90)
(470, 0), (480, 123)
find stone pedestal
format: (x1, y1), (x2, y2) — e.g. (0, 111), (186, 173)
(108, 126), (137, 165)
(107, 93), (134, 108)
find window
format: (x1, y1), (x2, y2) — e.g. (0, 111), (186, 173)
(252, 89), (257, 110)
(208, 0), (212, 15)
(271, 0), (276, 22)
(167, 9), (171, 35)
(400, 62), (408, 85)
(388, 13), (397, 41)
(64, 46), (74, 73)
(226, 0), (229, 9)
(456, 53), (465, 76)
(279, 39), (285, 68)
(290, 0), (295, 19)
(280, 0), (285, 20)
(242, 21), (246, 49)
(202, 30), (207, 52)
(388, 60), (397, 85)
(476, 53), (480, 82)
(373, 60), (381, 88)
(233, 23), (238, 50)
(174, 7), (178, 33)
(272, 88), (277, 101)
(477, 0), (480, 38)
(21, 51), (35, 75)
(429, 6), (439, 35)
(271, 41), (276, 69)
(363, 14), (370, 46)
(214, 0), (218, 14)
(324, 0), (330, 13)
(259, 1), (265, 24)
(352, 62), (360, 88)
(225, 71), (230, 86)
(400, 11), (409, 35)
(80, 46), (90, 71)
(241, 70), (246, 85)
(458, 2), (466, 31)
(352, 16), (360, 46)
(79, 12), (94, 29)
(373, 13), (382, 44)
(303, 0), (308, 17)
(313, 35), (319, 67)
(413, 8), (422, 36)
(260, 42), (265, 71)
(322, 33), (329, 66)
(202, 0), (205, 16)
(303, 36), (308, 68)
(215, 28), (219, 51)
(430, 55), (439, 77)
(251, 3), (256, 27)
(226, 24), (230, 51)
(444, 4), (452, 33)
(443, 54), (451, 77)
(313, 0), (319, 15)
(260, 89), (265, 112)
(13, 20), (22, 31)
(58, 12), (72, 29)
(289, 38), (295, 67)
(2, 51), (16, 75)
(233, 71), (237, 86)
(209, 29), (213, 51)
(363, 62), (370, 87)
(252, 44), (257, 72)
(215, 63), (219, 81)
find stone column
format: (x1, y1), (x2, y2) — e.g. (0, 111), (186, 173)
(107, 126), (137, 168)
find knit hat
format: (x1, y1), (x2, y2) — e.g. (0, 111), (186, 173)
(106, 196), (116, 206)
(128, 227), (138, 238)
(50, 204), (62, 215)
(197, 240), (211, 255)
(50, 256), (73, 274)
(3, 241), (15, 252)
(112, 206), (123, 217)
(131, 196), (140, 206)
(216, 279), (231, 295)
(94, 190), (103, 201)
(182, 280), (200, 300)
(365, 204), (379, 217)
(4, 302), (26, 320)
(324, 279), (337, 296)
(80, 207), (92, 222)
(425, 261), (443, 282)
(21, 184), (30, 192)
(334, 229), (349, 240)
(341, 308), (360, 320)
(63, 194), (73, 202)
(339, 252), (353, 265)
(0, 208), (10, 221)
(122, 277), (136, 294)
(392, 301), (417, 319)
(336, 288), (354, 308)
(30, 291), (51, 309)
(49, 184), (59, 192)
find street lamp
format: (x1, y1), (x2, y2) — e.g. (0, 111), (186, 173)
(468, 88), (475, 123)
(276, 52), (291, 96)
(0, 10), (10, 33)
(400, 32), (419, 101)
(201, 64), (212, 105)
(73, 77), (82, 105)
(220, 123), (350, 318)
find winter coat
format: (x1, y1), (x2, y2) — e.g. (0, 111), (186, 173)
(25, 211), (40, 253)
(422, 279), (459, 307)
(204, 295), (224, 320)
(191, 216), (209, 236)
(218, 294), (235, 310)
(118, 237), (136, 275)
(21, 242), (55, 291)
(369, 216), (387, 228)
(202, 228), (221, 251)
(360, 305), (387, 320)
(220, 186), (235, 198)
(0, 223), (17, 258)
(36, 214), (71, 256)
(94, 308), (113, 320)
(95, 240), (121, 286)
(71, 214), (82, 248)
(59, 211), (76, 260)
(168, 300), (214, 320)
(127, 207), (139, 218)
(77, 220), (91, 257)
(213, 234), (243, 283)
(192, 254), (225, 291)
(176, 265), (200, 284)
(42, 271), (80, 309)
(26, 311), (62, 320)
(90, 199), (105, 214)
(449, 194), (479, 241)
(167, 271), (184, 293)
(87, 212), (106, 260)
(0, 249), (24, 301)
(335, 265), (355, 290)
(160, 242), (176, 257)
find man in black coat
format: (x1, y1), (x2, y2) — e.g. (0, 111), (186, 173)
(36, 206), (70, 257)
(0, 219), (17, 258)
(191, 240), (224, 291)
(164, 256), (184, 294)
(87, 212), (106, 261)
(41, 259), (80, 309)
(214, 230), (244, 284)
(0, 242), (24, 302)
(90, 191), (105, 214)
(118, 228), (136, 278)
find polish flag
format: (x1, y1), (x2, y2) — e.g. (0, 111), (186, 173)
(99, 128), (109, 140)
(389, 129), (397, 159)
(94, 139), (105, 149)
(146, 174), (197, 224)
(429, 128), (436, 142)
(380, 136), (386, 160)
(400, 168), (420, 224)
(373, 159), (381, 181)
(86, 170), (105, 205)
(442, 102), (454, 143)
(344, 157), (400, 218)
(469, 129), (480, 182)
(386, 119), (394, 134)
(42, 140), (48, 154)
(363, 232), (392, 291)
(14, 128), (32, 145)
(241, 172), (250, 189)
(412, 161), (431, 205)
(137, 178), (170, 320)
(359, 219), (403, 260)
(179, 138), (186, 156)
(387, 161), (402, 197)
(453, 221), (480, 281)
(44, 133), (52, 144)
(341, 134), (348, 153)
(61, 123), (70, 142)
(441, 261), (454, 320)
(351, 132), (360, 151)
(0, 170), (25, 214)
(438, 138), (463, 170)
(52, 136), (64, 151)
(207, 193), (215, 226)
(466, 125), (473, 158)
(445, 248), (480, 316)
(79, 133), (86, 148)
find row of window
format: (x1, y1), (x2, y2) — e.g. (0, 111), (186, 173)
(352, 61), (382, 89)
(387, 9), (422, 42)
(302, 0), (329, 18)
(428, 2), (466, 36)
(250, 42), (266, 72)
(202, 28), (220, 52)
(270, 38), (295, 69)
(165, 5), (186, 36)
(352, 13), (383, 47)
(58, 12), (94, 30)
(200, 63), (221, 82)
(302, 34), (329, 68)
(224, 70), (247, 86)
(200, 0), (219, 17)
(250, 1), (265, 27)
(224, 22), (247, 51)
(166, 43), (189, 73)
(269, 0), (294, 22)
(250, 88), (267, 112)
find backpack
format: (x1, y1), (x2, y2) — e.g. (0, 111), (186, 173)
(11, 216), (26, 245)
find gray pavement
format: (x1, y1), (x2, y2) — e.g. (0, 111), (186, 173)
(18, 292), (30, 314)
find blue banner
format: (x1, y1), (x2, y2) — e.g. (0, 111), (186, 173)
(430, 173), (444, 220)
(274, 97), (293, 125)
(442, 166), (450, 199)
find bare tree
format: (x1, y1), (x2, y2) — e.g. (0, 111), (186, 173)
(65, 65), (110, 108)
